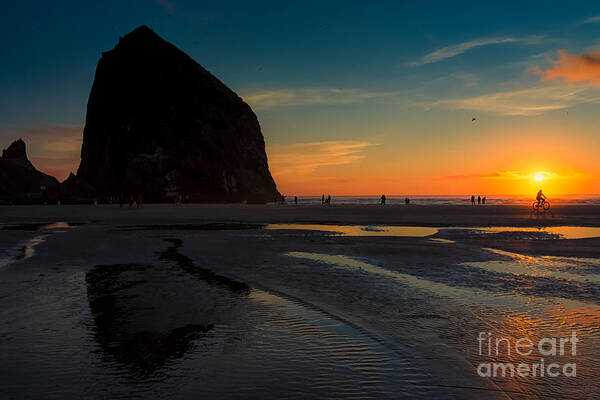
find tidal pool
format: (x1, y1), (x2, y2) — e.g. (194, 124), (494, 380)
(267, 224), (600, 239)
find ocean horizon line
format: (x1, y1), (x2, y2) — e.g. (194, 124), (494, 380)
(285, 194), (600, 198)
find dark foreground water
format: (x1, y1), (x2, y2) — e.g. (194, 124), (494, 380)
(1, 222), (599, 399)
(0, 228), (439, 399)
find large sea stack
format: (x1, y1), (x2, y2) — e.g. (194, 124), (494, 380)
(0, 139), (59, 202)
(77, 25), (278, 203)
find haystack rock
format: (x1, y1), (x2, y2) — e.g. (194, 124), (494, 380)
(0, 139), (59, 202)
(76, 25), (279, 203)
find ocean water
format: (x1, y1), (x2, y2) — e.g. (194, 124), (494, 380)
(285, 195), (600, 206)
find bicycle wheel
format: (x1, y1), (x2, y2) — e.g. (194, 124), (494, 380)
(543, 202), (550, 211)
(532, 202), (540, 211)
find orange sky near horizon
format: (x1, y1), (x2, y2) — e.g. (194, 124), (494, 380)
(264, 122), (600, 196)
(267, 163), (599, 197)
(13, 120), (599, 197)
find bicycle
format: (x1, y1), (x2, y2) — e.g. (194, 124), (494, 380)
(532, 199), (550, 211)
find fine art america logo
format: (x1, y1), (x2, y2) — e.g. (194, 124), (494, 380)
(477, 332), (578, 378)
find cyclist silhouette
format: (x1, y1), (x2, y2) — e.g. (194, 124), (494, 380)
(535, 189), (547, 206)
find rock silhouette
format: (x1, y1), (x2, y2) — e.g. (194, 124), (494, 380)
(76, 25), (279, 203)
(60, 172), (96, 201)
(0, 139), (59, 202)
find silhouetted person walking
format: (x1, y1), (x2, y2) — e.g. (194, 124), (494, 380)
(327, 194), (331, 205)
(380, 194), (386, 205)
(405, 197), (410, 205)
(471, 195), (475, 205)
(294, 196), (298, 205)
(322, 194), (325, 205)
(477, 195), (481, 205)
(482, 196), (486, 205)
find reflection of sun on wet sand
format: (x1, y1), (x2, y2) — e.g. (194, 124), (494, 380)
(285, 250), (600, 396)
(267, 224), (440, 237)
(1, 204), (600, 398)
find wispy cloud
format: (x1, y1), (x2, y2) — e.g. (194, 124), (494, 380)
(409, 36), (543, 66)
(445, 171), (530, 180)
(267, 140), (376, 176)
(242, 88), (391, 110)
(155, 0), (175, 13)
(536, 50), (600, 85)
(445, 170), (592, 180)
(426, 85), (600, 116)
(583, 15), (600, 24)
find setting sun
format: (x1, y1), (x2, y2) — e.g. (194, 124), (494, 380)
(535, 173), (544, 182)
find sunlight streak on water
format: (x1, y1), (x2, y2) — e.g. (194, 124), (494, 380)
(268, 224), (600, 239)
(267, 224), (439, 237)
(286, 252), (600, 315)
(478, 226), (600, 239)
(0, 235), (48, 269)
(461, 248), (600, 284)
(0, 222), (77, 269)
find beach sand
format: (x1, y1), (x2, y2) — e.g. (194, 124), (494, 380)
(2, 203), (600, 226)
(1, 204), (599, 399)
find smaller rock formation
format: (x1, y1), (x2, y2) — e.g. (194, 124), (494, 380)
(0, 139), (59, 202)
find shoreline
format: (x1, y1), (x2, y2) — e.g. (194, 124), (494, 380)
(1, 204), (600, 227)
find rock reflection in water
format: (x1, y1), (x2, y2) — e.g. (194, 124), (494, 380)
(85, 239), (250, 376)
(85, 264), (213, 376)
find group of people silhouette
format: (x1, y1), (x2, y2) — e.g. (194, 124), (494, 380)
(115, 193), (143, 208)
(471, 195), (486, 205)
(276, 194), (414, 205)
(380, 195), (410, 205)
(275, 195), (299, 205)
(321, 194), (332, 205)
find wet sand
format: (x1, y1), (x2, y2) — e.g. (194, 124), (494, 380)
(1, 205), (599, 399)
(2, 203), (600, 226)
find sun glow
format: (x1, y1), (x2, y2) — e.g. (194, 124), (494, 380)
(534, 173), (544, 182)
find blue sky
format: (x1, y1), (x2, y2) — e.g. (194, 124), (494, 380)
(2, 1), (600, 194)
